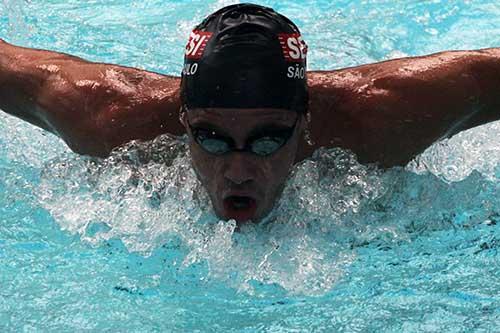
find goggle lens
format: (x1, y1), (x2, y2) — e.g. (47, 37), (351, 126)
(250, 136), (287, 156)
(190, 120), (297, 156)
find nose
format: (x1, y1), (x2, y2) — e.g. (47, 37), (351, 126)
(223, 153), (255, 185)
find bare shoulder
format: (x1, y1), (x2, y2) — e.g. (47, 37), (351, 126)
(37, 61), (184, 156)
(88, 67), (185, 153)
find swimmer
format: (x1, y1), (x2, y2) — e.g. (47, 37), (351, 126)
(0, 4), (499, 223)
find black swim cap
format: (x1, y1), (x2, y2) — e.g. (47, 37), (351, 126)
(180, 3), (308, 113)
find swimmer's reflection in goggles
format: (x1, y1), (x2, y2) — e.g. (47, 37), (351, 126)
(186, 117), (299, 156)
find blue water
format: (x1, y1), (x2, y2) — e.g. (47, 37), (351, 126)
(1, 0), (500, 332)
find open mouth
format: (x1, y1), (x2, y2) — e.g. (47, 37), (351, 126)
(223, 196), (257, 222)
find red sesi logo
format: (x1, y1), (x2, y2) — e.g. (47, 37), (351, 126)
(278, 33), (308, 62)
(185, 30), (213, 59)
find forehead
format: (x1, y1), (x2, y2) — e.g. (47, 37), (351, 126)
(187, 108), (296, 125)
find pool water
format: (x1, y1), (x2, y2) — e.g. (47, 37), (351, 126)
(1, 0), (499, 331)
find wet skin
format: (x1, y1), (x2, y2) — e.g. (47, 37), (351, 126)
(0, 40), (499, 220)
(181, 108), (305, 223)
(1, 41), (498, 167)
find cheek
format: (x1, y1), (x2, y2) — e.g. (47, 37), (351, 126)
(263, 150), (296, 190)
(190, 146), (216, 183)
(189, 145), (229, 199)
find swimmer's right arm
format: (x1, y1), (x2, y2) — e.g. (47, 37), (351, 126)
(0, 39), (184, 157)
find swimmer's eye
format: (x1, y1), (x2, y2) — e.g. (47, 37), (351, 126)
(250, 136), (287, 156)
(193, 128), (233, 155)
(188, 118), (298, 156)
(199, 137), (232, 155)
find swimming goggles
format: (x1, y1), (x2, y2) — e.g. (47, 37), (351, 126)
(186, 117), (299, 156)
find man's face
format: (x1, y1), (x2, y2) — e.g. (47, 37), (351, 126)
(182, 108), (304, 223)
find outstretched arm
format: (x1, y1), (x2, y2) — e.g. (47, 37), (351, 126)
(0, 39), (183, 157)
(3, 40), (499, 164)
(302, 48), (500, 167)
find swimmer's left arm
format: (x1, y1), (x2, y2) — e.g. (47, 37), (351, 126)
(305, 48), (500, 167)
